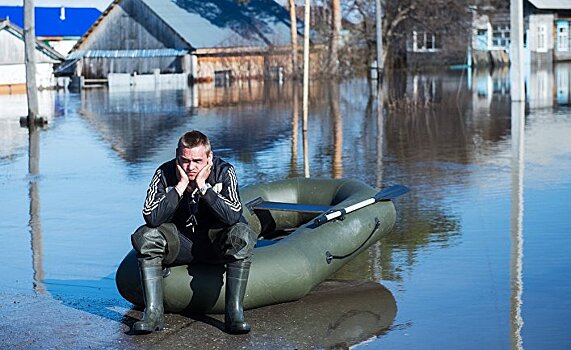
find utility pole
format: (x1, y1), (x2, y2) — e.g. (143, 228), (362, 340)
(23, 0), (39, 124)
(288, 0), (299, 79)
(510, 0), (525, 102)
(302, 0), (311, 177)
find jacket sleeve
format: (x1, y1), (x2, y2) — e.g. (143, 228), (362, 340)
(201, 165), (243, 225)
(142, 168), (181, 227)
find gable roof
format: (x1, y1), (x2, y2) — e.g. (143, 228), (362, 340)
(0, 19), (64, 62)
(0, 6), (101, 37)
(74, 0), (300, 51)
(528, 0), (571, 10)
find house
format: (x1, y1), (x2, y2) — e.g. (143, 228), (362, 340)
(470, 1), (571, 67)
(402, 1), (571, 69)
(0, 6), (101, 55)
(526, 0), (571, 63)
(0, 19), (63, 93)
(470, 7), (511, 68)
(56, 0), (307, 90)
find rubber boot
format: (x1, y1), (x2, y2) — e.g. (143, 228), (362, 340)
(132, 258), (165, 334)
(224, 260), (251, 334)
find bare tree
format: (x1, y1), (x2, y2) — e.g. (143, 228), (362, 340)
(344, 0), (483, 72)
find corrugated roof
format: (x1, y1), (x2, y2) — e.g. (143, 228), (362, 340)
(141, 0), (298, 49)
(528, 0), (571, 10)
(0, 6), (101, 37)
(68, 48), (187, 59)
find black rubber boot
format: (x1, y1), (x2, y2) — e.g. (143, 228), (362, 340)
(224, 260), (251, 334)
(132, 258), (165, 334)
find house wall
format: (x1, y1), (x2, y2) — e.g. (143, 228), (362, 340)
(77, 0), (188, 51)
(554, 18), (571, 61)
(0, 28), (61, 64)
(194, 50), (321, 83)
(0, 63), (59, 90)
(81, 56), (183, 78)
(529, 14), (554, 64)
(196, 54), (289, 82)
(1, 25), (62, 90)
(472, 14), (492, 51)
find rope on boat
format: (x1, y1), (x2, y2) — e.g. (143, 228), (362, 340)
(325, 217), (381, 264)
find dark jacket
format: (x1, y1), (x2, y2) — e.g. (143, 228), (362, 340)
(142, 157), (244, 237)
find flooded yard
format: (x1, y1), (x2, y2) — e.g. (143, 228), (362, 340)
(1, 64), (570, 349)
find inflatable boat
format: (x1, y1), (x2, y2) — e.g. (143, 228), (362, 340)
(116, 178), (408, 313)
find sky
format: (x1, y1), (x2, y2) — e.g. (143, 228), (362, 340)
(0, 0), (112, 11)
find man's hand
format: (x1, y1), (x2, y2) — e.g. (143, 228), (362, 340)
(195, 158), (212, 189)
(175, 163), (190, 197)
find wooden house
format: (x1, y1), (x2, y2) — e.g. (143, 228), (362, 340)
(0, 19), (64, 94)
(56, 0), (306, 89)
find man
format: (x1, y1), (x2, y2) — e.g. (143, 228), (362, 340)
(130, 130), (257, 334)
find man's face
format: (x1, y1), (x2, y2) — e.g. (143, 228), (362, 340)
(177, 145), (211, 181)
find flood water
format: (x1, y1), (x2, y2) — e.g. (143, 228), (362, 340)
(1, 63), (571, 349)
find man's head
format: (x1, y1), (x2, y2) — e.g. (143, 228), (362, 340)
(176, 130), (213, 181)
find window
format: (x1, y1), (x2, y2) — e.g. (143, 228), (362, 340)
(557, 21), (569, 52)
(492, 24), (510, 48)
(412, 31), (440, 52)
(476, 29), (488, 50)
(537, 25), (547, 52)
(214, 70), (232, 87)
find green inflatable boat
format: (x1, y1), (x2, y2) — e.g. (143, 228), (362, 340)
(116, 178), (407, 313)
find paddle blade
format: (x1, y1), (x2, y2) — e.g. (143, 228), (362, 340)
(374, 185), (410, 201)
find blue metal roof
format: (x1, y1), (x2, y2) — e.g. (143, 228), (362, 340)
(0, 6), (101, 37)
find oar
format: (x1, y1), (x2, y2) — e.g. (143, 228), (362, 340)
(314, 184), (410, 226)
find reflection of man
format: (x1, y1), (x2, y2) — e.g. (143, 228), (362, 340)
(131, 130), (257, 334)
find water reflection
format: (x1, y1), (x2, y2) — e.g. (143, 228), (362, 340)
(329, 82), (343, 179)
(555, 64), (570, 105)
(78, 89), (195, 164)
(470, 63), (571, 110)
(28, 124), (44, 294)
(290, 83), (300, 177)
(1, 61), (571, 348)
(0, 93), (58, 162)
(510, 101), (525, 350)
(243, 280), (397, 349)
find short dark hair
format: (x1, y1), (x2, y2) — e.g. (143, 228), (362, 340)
(177, 130), (211, 155)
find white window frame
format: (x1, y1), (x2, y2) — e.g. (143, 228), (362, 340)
(412, 31), (439, 52)
(492, 24), (510, 49)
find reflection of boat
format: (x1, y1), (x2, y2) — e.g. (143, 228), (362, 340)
(245, 280), (397, 348)
(116, 178), (401, 313)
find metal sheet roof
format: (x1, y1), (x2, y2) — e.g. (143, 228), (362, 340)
(141, 0), (297, 49)
(68, 48), (187, 59)
(0, 6), (101, 37)
(528, 0), (571, 10)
